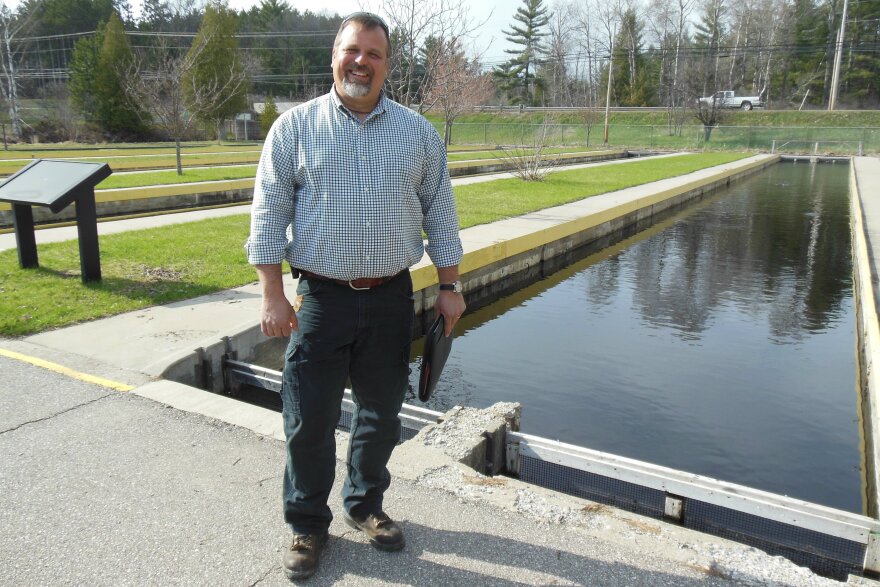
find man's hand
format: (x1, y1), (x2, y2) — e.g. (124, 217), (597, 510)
(435, 291), (466, 337)
(261, 293), (298, 337)
(435, 265), (465, 336)
(255, 263), (297, 337)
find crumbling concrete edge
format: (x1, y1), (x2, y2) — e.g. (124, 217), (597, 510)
(389, 402), (848, 587)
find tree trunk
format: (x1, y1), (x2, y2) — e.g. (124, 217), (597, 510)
(176, 137), (183, 175)
(3, 29), (21, 138)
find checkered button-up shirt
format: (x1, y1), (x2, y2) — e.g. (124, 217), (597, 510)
(246, 89), (463, 281)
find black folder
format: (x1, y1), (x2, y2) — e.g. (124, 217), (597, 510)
(418, 315), (453, 402)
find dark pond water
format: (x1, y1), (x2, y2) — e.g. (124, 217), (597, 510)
(406, 162), (861, 513)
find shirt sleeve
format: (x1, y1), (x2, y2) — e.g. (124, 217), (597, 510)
(418, 126), (463, 269)
(245, 114), (296, 265)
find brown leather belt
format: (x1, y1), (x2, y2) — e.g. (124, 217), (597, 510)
(298, 269), (404, 291)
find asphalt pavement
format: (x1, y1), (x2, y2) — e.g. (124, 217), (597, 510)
(0, 355), (839, 586)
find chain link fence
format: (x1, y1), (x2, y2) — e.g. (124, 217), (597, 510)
(435, 122), (879, 155)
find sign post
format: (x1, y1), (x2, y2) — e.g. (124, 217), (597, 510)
(0, 159), (112, 282)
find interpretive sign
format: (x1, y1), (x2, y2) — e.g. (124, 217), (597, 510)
(0, 159), (112, 282)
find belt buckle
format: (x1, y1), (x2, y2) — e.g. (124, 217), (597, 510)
(348, 279), (370, 291)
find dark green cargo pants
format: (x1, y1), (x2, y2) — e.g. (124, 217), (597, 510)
(281, 271), (414, 534)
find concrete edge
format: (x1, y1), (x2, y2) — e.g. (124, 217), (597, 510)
(850, 157), (880, 517)
(128, 378), (847, 586)
(132, 379), (285, 441)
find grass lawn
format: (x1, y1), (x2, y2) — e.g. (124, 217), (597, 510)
(0, 152), (263, 177)
(97, 166), (258, 189)
(95, 150), (602, 189)
(0, 151), (750, 336)
(455, 152), (748, 226)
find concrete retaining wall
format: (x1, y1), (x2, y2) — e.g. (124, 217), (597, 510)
(161, 154), (780, 392)
(849, 157), (880, 517)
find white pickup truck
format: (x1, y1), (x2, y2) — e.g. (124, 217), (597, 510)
(698, 90), (764, 110)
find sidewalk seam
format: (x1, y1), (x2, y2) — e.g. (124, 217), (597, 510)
(0, 392), (115, 436)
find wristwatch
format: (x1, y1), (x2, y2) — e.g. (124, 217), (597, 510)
(439, 280), (463, 294)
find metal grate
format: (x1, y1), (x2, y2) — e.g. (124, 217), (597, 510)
(509, 431), (880, 579)
(519, 454), (666, 518)
(684, 500), (865, 580)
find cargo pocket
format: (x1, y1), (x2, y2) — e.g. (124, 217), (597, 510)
(281, 342), (302, 416)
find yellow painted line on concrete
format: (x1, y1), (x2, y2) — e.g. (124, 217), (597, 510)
(0, 348), (134, 392)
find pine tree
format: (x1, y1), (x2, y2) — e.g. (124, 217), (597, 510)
(68, 28), (103, 124)
(183, 5), (250, 141)
(259, 94), (279, 136)
(493, 0), (551, 105)
(611, 9), (653, 106)
(69, 12), (148, 138)
(95, 12), (148, 136)
(693, 0), (726, 96)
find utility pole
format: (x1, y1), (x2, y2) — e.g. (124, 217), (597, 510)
(828, 0), (849, 110)
(604, 39), (614, 146)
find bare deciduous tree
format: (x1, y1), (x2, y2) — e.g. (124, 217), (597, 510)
(691, 93), (728, 141)
(0, 5), (34, 139)
(495, 125), (562, 181)
(119, 36), (250, 174)
(422, 46), (494, 146)
(370, 0), (487, 111)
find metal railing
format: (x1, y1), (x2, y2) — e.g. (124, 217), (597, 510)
(222, 357), (880, 579)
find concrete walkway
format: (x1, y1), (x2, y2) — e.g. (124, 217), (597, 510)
(0, 154), (684, 252)
(0, 155), (864, 586)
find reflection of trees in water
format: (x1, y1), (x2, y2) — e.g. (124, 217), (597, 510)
(582, 164), (851, 341)
(582, 255), (621, 311)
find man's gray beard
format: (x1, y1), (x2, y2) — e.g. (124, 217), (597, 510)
(342, 79), (371, 97)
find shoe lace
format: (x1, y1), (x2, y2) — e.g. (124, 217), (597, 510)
(369, 512), (392, 528)
(291, 535), (316, 551)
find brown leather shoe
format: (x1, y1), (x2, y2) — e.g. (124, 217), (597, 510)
(282, 532), (328, 581)
(343, 511), (405, 551)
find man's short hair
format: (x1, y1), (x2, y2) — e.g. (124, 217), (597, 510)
(334, 11), (391, 53)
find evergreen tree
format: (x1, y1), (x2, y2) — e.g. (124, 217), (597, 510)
(693, 0), (726, 96)
(183, 5), (250, 141)
(493, 0), (551, 105)
(68, 28), (103, 124)
(611, 9), (653, 106)
(774, 0), (827, 105)
(138, 0), (171, 30)
(843, 0), (880, 106)
(259, 94), (279, 136)
(68, 12), (148, 137)
(24, 0), (116, 36)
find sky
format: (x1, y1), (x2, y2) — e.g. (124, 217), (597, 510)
(0, 0), (527, 64)
(220, 0), (524, 64)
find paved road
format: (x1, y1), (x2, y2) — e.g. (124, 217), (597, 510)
(0, 355), (756, 586)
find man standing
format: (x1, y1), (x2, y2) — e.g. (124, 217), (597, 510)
(246, 12), (466, 581)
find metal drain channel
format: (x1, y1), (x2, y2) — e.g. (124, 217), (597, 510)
(222, 357), (880, 579)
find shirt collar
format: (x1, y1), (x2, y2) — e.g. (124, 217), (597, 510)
(330, 85), (388, 119)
